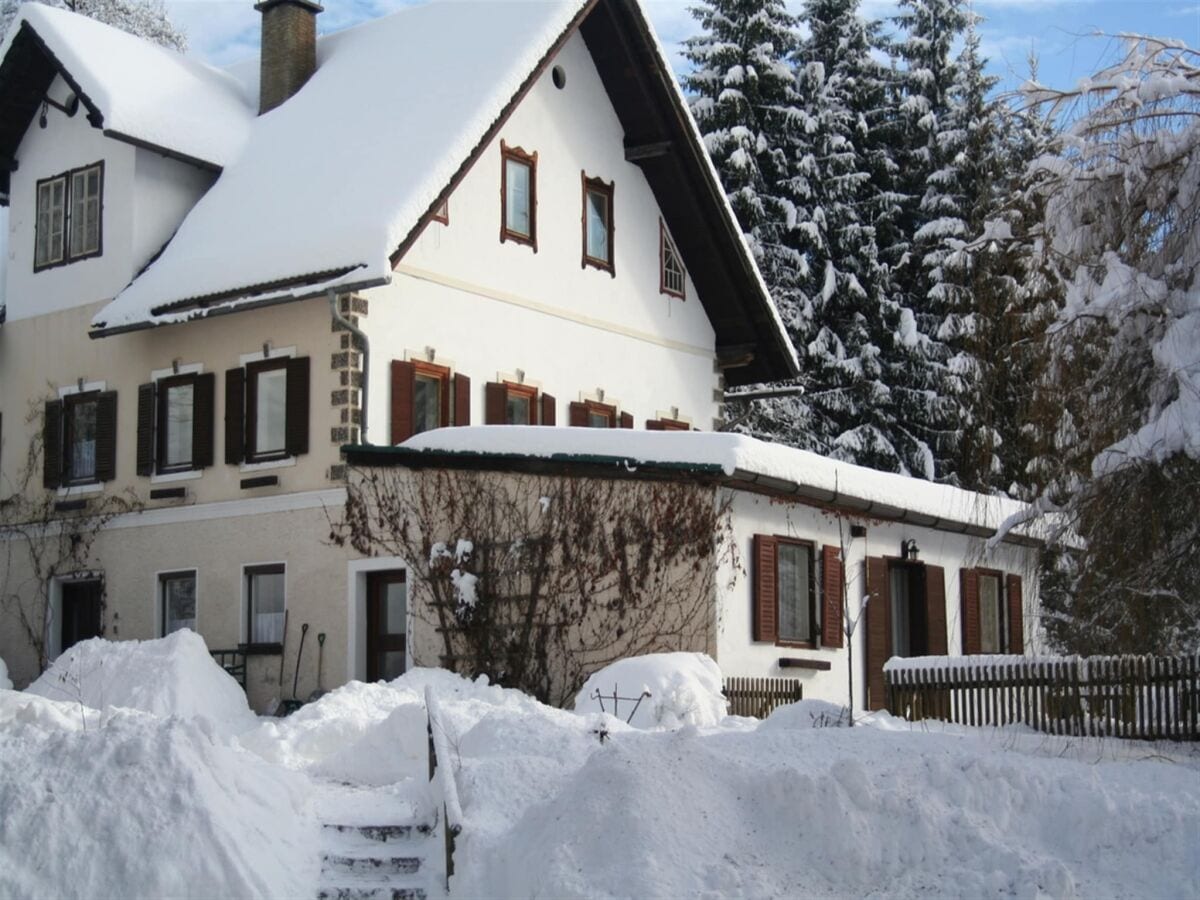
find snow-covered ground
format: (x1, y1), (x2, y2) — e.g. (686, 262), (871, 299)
(0, 637), (1196, 899)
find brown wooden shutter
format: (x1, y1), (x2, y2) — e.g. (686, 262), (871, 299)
(390, 360), (415, 444)
(821, 544), (844, 648)
(136, 382), (156, 476)
(1006, 574), (1024, 654)
(283, 356), (310, 455)
(925, 564), (948, 655)
(646, 419), (665, 431)
(224, 367), (245, 465)
(94, 391), (117, 482)
(485, 382), (507, 425)
(865, 556), (889, 711)
(960, 568), (981, 655)
(192, 372), (216, 468)
(43, 399), (63, 489)
(540, 393), (556, 426)
(618, 411), (633, 429)
(752, 534), (778, 642)
(568, 401), (587, 427)
(453, 373), (470, 426)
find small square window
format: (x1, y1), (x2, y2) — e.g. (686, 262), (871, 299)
(500, 142), (537, 249)
(161, 571), (197, 636)
(246, 564), (285, 645)
(582, 173), (614, 274)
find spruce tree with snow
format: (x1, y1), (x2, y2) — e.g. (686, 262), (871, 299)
(683, 0), (804, 305)
(1019, 37), (1200, 654)
(754, 0), (909, 472)
(0, 0), (186, 51)
(888, 0), (974, 482)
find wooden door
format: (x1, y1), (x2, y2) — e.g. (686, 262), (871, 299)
(61, 580), (102, 651)
(366, 570), (407, 682)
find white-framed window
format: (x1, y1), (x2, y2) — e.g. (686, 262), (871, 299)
(35, 161), (103, 270)
(245, 564), (285, 646)
(160, 570), (197, 636)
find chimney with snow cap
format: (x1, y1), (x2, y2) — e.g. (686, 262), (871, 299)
(256, 0), (322, 114)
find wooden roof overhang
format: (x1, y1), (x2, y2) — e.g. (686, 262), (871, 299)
(342, 443), (1043, 548)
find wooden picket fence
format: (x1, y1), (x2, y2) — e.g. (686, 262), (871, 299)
(884, 653), (1200, 741)
(723, 676), (803, 718)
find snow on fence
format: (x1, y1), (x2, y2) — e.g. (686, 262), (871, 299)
(723, 676), (803, 719)
(425, 686), (463, 889)
(884, 653), (1200, 741)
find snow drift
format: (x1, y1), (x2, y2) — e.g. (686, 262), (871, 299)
(26, 631), (256, 735)
(0, 708), (317, 899)
(574, 652), (727, 729)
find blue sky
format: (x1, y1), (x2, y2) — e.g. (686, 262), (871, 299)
(166, 0), (1199, 94)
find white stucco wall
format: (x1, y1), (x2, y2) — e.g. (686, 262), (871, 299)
(4, 75), (214, 322)
(365, 31), (720, 441)
(716, 489), (1043, 710)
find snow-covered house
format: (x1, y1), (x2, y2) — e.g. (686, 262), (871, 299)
(0, 0), (1040, 711)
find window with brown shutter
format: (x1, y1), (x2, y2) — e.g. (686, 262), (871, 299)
(540, 393), (556, 426)
(962, 567), (1020, 655)
(1006, 574), (1024, 654)
(139, 372), (217, 476)
(485, 381), (541, 425)
(865, 556), (890, 710)
(225, 357), (309, 465)
(392, 359), (464, 442)
(646, 417), (690, 431)
(821, 544), (844, 648)
(47, 390), (116, 486)
(569, 399), (619, 428)
(752, 534), (821, 646)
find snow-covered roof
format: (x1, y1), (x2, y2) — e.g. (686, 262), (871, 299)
(89, 0), (591, 332)
(0, 4), (253, 169)
(349, 427), (1039, 543)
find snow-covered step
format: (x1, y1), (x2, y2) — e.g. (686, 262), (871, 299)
(322, 823), (433, 843)
(316, 887), (427, 900)
(321, 854), (422, 877)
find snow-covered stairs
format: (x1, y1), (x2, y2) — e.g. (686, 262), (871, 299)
(314, 781), (441, 900)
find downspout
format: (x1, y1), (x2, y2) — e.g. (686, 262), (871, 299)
(328, 290), (370, 444)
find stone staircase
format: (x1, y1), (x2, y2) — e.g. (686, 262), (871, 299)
(317, 820), (437, 900)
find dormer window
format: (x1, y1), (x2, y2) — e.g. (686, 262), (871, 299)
(500, 141), (537, 250)
(660, 219), (685, 299)
(35, 162), (103, 271)
(581, 173), (614, 275)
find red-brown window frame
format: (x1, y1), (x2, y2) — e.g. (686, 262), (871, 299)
(774, 536), (819, 648)
(581, 172), (615, 276)
(646, 417), (690, 431)
(412, 359), (453, 432)
(975, 567), (1009, 654)
(659, 218), (685, 300)
(500, 141), (537, 251)
(432, 198), (449, 225)
(583, 399), (616, 427)
(503, 382), (538, 424)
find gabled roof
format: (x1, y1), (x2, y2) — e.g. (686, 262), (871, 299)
(0, 0), (797, 385)
(0, 4), (253, 193)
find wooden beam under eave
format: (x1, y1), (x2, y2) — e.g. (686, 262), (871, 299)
(624, 139), (672, 162)
(717, 344), (757, 369)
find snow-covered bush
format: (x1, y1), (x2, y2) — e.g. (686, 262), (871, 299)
(26, 631), (256, 735)
(573, 653), (726, 729)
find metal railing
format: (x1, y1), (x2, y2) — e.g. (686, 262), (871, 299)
(425, 686), (463, 890)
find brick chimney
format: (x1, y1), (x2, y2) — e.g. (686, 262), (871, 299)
(255, 0), (323, 114)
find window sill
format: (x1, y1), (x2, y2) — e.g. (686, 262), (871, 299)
(238, 642), (283, 656)
(57, 482), (103, 498)
(779, 657), (833, 671)
(151, 469), (202, 484)
(240, 456), (296, 473)
(776, 640), (818, 650)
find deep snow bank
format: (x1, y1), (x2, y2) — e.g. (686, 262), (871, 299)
(452, 698), (1200, 899)
(573, 652), (726, 729)
(26, 631), (256, 735)
(0, 708), (317, 899)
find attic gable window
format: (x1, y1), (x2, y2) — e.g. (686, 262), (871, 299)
(581, 173), (614, 275)
(35, 162), (104, 271)
(660, 219), (685, 299)
(500, 141), (537, 250)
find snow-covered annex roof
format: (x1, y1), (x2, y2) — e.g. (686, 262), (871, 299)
(0, 0), (797, 384)
(0, 4), (252, 182)
(345, 427), (1041, 546)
